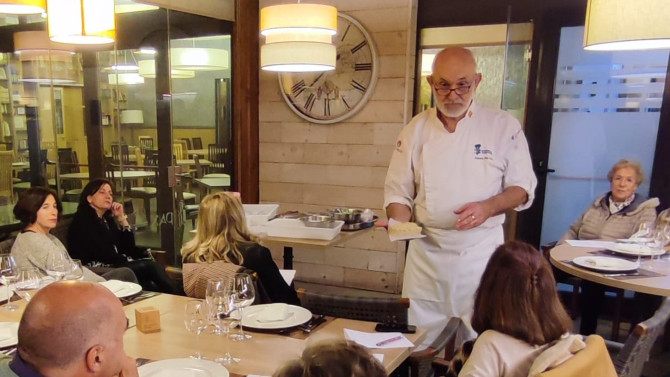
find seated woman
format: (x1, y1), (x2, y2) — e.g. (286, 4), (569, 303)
(181, 192), (300, 305)
(558, 159), (658, 335)
(458, 241), (574, 377)
(11, 186), (137, 283)
(66, 179), (176, 293)
(273, 340), (386, 377)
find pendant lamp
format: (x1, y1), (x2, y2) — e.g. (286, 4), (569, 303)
(170, 47), (228, 71)
(260, 3), (337, 72)
(47, 0), (115, 45)
(584, 0), (670, 51)
(138, 60), (195, 79)
(0, 0), (45, 14)
(14, 31), (75, 60)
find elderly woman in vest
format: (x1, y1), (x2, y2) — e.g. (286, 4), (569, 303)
(559, 159), (658, 335)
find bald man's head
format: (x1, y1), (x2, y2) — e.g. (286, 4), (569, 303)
(17, 281), (125, 370)
(428, 47), (481, 120)
(432, 47), (478, 73)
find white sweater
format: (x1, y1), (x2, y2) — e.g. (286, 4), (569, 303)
(459, 330), (545, 377)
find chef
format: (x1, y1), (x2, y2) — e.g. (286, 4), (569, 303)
(384, 47), (537, 348)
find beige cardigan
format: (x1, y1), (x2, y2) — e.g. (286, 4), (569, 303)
(559, 194), (658, 243)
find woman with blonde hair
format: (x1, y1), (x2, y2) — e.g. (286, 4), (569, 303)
(181, 192), (300, 305)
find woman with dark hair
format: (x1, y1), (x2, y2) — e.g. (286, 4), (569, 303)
(67, 179), (176, 293)
(458, 241), (574, 377)
(11, 186), (137, 283)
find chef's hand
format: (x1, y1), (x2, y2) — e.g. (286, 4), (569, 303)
(454, 201), (493, 231)
(111, 202), (130, 227)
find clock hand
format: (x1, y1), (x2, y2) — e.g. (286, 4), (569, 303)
(310, 72), (325, 86)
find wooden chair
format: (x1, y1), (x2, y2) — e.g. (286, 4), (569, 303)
(538, 335), (617, 377)
(57, 148), (84, 202)
(606, 297), (670, 377)
(125, 151), (158, 225)
(180, 138), (192, 150)
(138, 136), (154, 154)
(207, 144), (226, 173)
(412, 318), (461, 377)
(111, 143), (131, 165)
(192, 137), (203, 150)
(0, 151), (13, 203)
(172, 143), (185, 160)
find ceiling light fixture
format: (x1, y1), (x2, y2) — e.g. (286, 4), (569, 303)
(0, 0), (45, 14)
(138, 60), (195, 78)
(170, 47), (228, 71)
(47, 0), (115, 45)
(259, 3), (337, 72)
(13, 31), (75, 59)
(584, 0), (670, 51)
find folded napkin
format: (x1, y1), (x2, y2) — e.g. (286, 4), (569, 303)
(256, 303), (291, 323)
(527, 334), (586, 377)
(99, 280), (127, 294)
(0, 327), (13, 341)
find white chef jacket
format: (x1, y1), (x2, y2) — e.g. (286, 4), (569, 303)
(384, 102), (537, 346)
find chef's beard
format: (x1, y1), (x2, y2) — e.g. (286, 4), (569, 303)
(436, 100), (470, 119)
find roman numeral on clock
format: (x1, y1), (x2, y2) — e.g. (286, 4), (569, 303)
(351, 40), (367, 54)
(355, 63), (372, 71)
(291, 80), (306, 97)
(351, 80), (367, 93)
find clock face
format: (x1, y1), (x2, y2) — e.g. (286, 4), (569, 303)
(279, 13), (378, 124)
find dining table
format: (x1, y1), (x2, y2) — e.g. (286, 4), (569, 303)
(60, 170), (156, 181)
(549, 242), (670, 296)
(0, 293), (425, 376)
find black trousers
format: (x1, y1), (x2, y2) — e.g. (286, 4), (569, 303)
(123, 259), (177, 294)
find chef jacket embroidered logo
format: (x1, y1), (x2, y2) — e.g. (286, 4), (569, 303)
(474, 144), (493, 160)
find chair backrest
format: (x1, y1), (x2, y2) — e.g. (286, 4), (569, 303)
(613, 297), (670, 377)
(207, 144), (226, 172)
(537, 335), (617, 377)
(182, 261), (244, 299)
(111, 144), (130, 165)
(0, 151), (13, 199)
(181, 138), (192, 149)
(192, 137), (203, 150)
(173, 143), (185, 160)
(0, 237), (14, 254)
(299, 289), (409, 325)
(138, 136), (154, 153)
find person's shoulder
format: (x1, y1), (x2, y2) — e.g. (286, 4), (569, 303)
(472, 103), (522, 130)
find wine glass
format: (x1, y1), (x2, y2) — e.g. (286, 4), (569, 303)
(13, 268), (41, 302)
(205, 278), (230, 335)
(207, 291), (239, 365)
(230, 273), (255, 341)
(634, 222), (654, 267)
(184, 300), (208, 359)
(64, 259), (84, 281)
(45, 250), (70, 281)
(0, 254), (18, 311)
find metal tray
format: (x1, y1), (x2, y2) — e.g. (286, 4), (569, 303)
(341, 216), (378, 231)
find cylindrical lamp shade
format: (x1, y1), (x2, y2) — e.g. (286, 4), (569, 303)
(584, 0), (670, 51)
(261, 4), (337, 36)
(120, 110), (144, 125)
(108, 73), (144, 85)
(138, 60), (195, 79)
(14, 31), (75, 60)
(261, 41), (336, 72)
(170, 48), (229, 71)
(47, 0), (115, 44)
(0, 0), (45, 14)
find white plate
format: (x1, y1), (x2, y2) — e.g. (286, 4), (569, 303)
(0, 322), (18, 348)
(572, 256), (639, 272)
(138, 358), (229, 377)
(98, 280), (143, 298)
(608, 244), (666, 257)
(616, 237), (653, 244)
(241, 304), (312, 330)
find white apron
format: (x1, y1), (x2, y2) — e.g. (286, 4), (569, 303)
(388, 105), (536, 348)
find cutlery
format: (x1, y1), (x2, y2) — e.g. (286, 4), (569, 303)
(298, 315), (326, 333)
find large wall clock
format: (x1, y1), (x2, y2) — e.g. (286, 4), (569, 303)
(278, 13), (379, 124)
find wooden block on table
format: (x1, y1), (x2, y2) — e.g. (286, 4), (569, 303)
(135, 306), (161, 333)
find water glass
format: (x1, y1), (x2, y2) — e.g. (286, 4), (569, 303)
(184, 300), (208, 359)
(205, 278), (230, 335)
(230, 273), (255, 341)
(45, 250), (70, 281)
(208, 292), (239, 365)
(0, 254), (18, 311)
(13, 268), (41, 302)
(65, 259), (85, 281)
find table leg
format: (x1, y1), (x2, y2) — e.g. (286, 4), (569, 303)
(283, 246), (293, 269)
